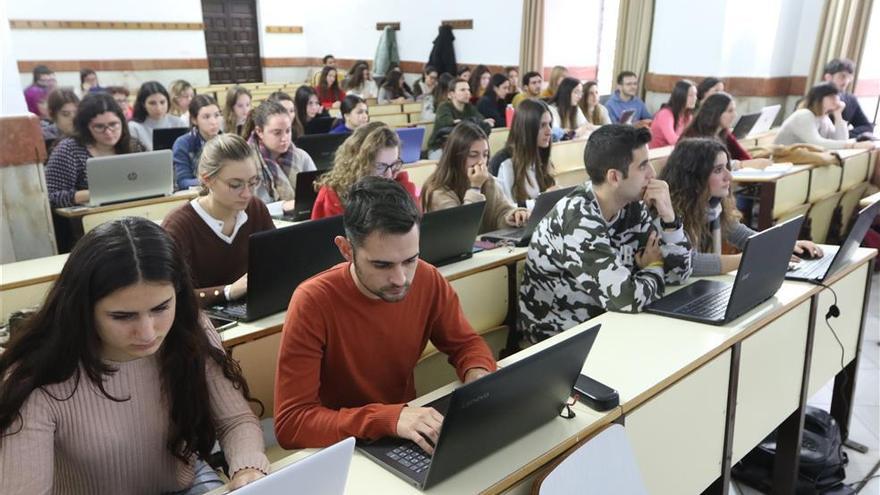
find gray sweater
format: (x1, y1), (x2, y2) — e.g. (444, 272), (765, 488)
(691, 220), (756, 276)
(128, 114), (187, 151)
(773, 108), (849, 150)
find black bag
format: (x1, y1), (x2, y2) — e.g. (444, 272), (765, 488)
(731, 406), (851, 494)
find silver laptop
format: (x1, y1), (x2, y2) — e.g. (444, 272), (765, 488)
(747, 104), (781, 137)
(86, 150), (173, 206)
(480, 186), (576, 246)
(235, 437), (355, 495)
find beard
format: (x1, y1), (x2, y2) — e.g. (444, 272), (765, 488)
(353, 261), (411, 302)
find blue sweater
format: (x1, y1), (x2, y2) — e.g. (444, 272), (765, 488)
(605, 91), (652, 123)
(172, 128), (209, 190)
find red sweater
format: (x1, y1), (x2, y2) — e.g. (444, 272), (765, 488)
(273, 260), (497, 449)
(724, 129), (752, 161)
(315, 86), (346, 110)
(310, 171), (419, 220)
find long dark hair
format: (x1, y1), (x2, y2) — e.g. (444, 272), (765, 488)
(484, 73), (508, 103)
(505, 99), (555, 203)
(294, 85), (319, 131)
(381, 70), (410, 99)
(73, 92), (136, 154)
(659, 138), (740, 251)
(422, 121), (488, 210)
(663, 79), (695, 129)
(0, 218), (254, 462)
(697, 77), (722, 101)
(431, 73), (456, 107)
(345, 61), (370, 91)
(468, 65), (490, 97)
(802, 83), (839, 116)
(131, 81), (171, 123)
(316, 66), (342, 102)
(242, 99), (290, 142)
(550, 77), (582, 130)
(681, 92), (733, 140)
(579, 81), (604, 125)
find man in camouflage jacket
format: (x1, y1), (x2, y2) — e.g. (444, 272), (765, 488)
(519, 125), (692, 343)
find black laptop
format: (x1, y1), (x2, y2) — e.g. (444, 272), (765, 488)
(152, 127), (189, 151)
(303, 116), (337, 136)
(419, 202), (486, 267)
(480, 186), (575, 246)
(207, 215), (345, 322)
(277, 169), (327, 222)
(646, 215), (804, 325)
(786, 199), (880, 283)
(295, 132), (350, 170)
(731, 112), (761, 140)
(359, 323), (602, 489)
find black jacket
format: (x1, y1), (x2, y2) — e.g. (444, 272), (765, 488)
(427, 25), (457, 76)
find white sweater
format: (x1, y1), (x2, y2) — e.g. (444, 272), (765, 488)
(773, 108), (849, 149)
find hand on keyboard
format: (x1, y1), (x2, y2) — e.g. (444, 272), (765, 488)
(396, 406), (444, 454)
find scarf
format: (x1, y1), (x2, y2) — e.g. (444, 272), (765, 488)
(707, 197), (723, 254)
(247, 134), (295, 202)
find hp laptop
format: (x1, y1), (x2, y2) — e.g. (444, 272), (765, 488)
(152, 127), (188, 151)
(646, 215), (804, 325)
(235, 437), (354, 495)
(359, 323), (602, 489)
(480, 186), (575, 246)
(787, 199), (880, 282)
(419, 202), (486, 267)
(295, 132), (349, 170)
(731, 112), (762, 140)
(208, 215), (345, 322)
(397, 127), (426, 164)
(86, 150), (174, 206)
(747, 104), (781, 137)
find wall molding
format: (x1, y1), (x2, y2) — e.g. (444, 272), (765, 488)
(17, 59), (209, 72)
(645, 73), (808, 97)
(9, 19), (203, 30)
(265, 25), (303, 34)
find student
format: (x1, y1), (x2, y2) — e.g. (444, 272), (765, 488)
(41, 88), (79, 146)
(649, 79), (697, 148)
(681, 92), (772, 167)
(310, 54), (344, 86)
(774, 83), (875, 150)
(660, 138), (822, 276)
(519, 125), (692, 342)
(540, 66), (568, 98)
(267, 90), (296, 122)
(605, 71), (653, 125)
(420, 72), (455, 122)
(457, 65), (472, 83)
(107, 86), (132, 120)
(244, 100), (316, 209)
(422, 122), (529, 233)
(274, 176), (496, 451)
(427, 78), (492, 158)
(468, 65), (492, 103)
(162, 134), (275, 306)
(822, 58), (874, 139)
(312, 122), (418, 219)
(78, 68), (102, 96)
(128, 81), (187, 151)
(696, 77), (724, 104)
(330, 94), (369, 134)
(378, 69), (414, 104)
(511, 71), (543, 107)
(45, 93), (144, 207)
(579, 80), (612, 127)
(294, 85), (330, 135)
(0, 217), (269, 494)
(315, 65), (346, 110)
(24, 65), (55, 117)
(172, 94), (223, 190)
(476, 73), (511, 128)
(413, 64), (439, 99)
(548, 77), (590, 139)
(169, 79), (195, 121)
(504, 66), (520, 105)
(344, 61), (379, 99)
(493, 98), (555, 206)
(223, 86), (253, 137)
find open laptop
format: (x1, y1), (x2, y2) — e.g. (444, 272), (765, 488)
(747, 104), (781, 137)
(86, 150), (174, 206)
(731, 112), (762, 140)
(295, 132), (349, 170)
(235, 437), (354, 495)
(480, 186), (576, 246)
(359, 323), (601, 489)
(303, 116), (336, 136)
(787, 199), (880, 283)
(397, 127), (426, 164)
(207, 215), (345, 322)
(152, 127), (188, 151)
(646, 215), (804, 325)
(419, 202), (486, 267)
(618, 109), (636, 125)
(277, 169), (327, 221)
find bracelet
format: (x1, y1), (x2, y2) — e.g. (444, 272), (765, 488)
(646, 261), (664, 269)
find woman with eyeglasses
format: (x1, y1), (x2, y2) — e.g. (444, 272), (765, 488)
(311, 122), (417, 219)
(45, 93), (144, 208)
(162, 134), (275, 306)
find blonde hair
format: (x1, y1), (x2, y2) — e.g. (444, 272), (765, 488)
(315, 122), (400, 200)
(197, 134), (259, 196)
(546, 66), (568, 96)
(168, 79), (194, 116)
(223, 86), (252, 137)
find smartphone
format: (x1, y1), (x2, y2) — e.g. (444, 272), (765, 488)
(573, 374), (619, 411)
(208, 316), (238, 333)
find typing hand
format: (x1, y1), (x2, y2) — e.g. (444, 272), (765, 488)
(464, 367), (491, 383)
(228, 468), (265, 491)
(229, 273), (248, 300)
(396, 406), (444, 455)
(506, 209), (530, 228)
(635, 231), (663, 269)
(793, 240), (823, 259)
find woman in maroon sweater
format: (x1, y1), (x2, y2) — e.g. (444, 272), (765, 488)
(680, 92), (770, 169)
(162, 134), (275, 306)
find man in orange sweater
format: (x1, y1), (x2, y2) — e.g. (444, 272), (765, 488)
(274, 177), (497, 454)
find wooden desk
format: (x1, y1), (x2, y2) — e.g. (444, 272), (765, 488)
(733, 165), (811, 230)
(404, 160), (438, 192)
(0, 253), (69, 322)
(860, 190), (880, 208)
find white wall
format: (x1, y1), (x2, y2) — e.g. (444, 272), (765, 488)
(1, 1), (28, 116)
(543, 0), (602, 70)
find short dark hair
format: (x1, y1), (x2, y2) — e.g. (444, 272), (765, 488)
(32, 65), (53, 84)
(106, 85), (129, 97)
(616, 71), (638, 85)
(79, 68), (96, 84)
(47, 88), (80, 120)
(823, 58), (855, 76)
(74, 92), (135, 154)
(583, 124), (652, 184)
(343, 177), (421, 247)
(323, 54), (335, 64)
(340, 94), (366, 116)
(522, 71), (542, 87)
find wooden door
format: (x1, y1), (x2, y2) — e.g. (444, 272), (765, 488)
(201, 0), (262, 84)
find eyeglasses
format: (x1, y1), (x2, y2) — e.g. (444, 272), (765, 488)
(375, 159), (404, 176)
(217, 177), (262, 192)
(89, 121), (122, 134)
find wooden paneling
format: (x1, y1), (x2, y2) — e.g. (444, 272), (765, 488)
(265, 25), (303, 34)
(17, 59), (208, 72)
(376, 22), (400, 30)
(9, 19), (203, 30)
(201, 0), (262, 84)
(645, 73), (808, 97)
(442, 19), (474, 29)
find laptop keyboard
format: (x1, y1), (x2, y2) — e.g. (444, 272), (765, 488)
(790, 255), (834, 279)
(386, 442), (432, 474)
(676, 285), (733, 320)
(220, 301), (248, 320)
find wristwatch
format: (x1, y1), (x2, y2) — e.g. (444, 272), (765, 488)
(660, 215), (681, 230)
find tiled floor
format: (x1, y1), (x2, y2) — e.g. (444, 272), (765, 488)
(732, 271), (880, 494)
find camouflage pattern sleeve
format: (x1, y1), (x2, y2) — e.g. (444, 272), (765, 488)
(640, 208), (693, 285)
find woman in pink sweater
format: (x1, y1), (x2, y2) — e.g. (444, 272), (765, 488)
(0, 217), (269, 494)
(649, 79), (697, 148)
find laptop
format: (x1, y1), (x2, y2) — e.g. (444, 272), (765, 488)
(646, 215), (804, 325)
(731, 112), (761, 139)
(295, 133), (349, 170)
(419, 202), (486, 267)
(304, 116), (336, 136)
(207, 215), (345, 322)
(280, 169), (327, 221)
(152, 127), (189, 151)
(359, 323), (602, 489)
(397, 127), (426, 164)
(235, 437), (354, 495)
(747, 104), (781, 137)
(786, 199), (880, 283)
(480, 186), (576, 246)
(86, 150), (174, 206)
(618, 109), (636, 125)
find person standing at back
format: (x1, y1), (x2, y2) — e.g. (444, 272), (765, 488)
(605, 71), (652, 126)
